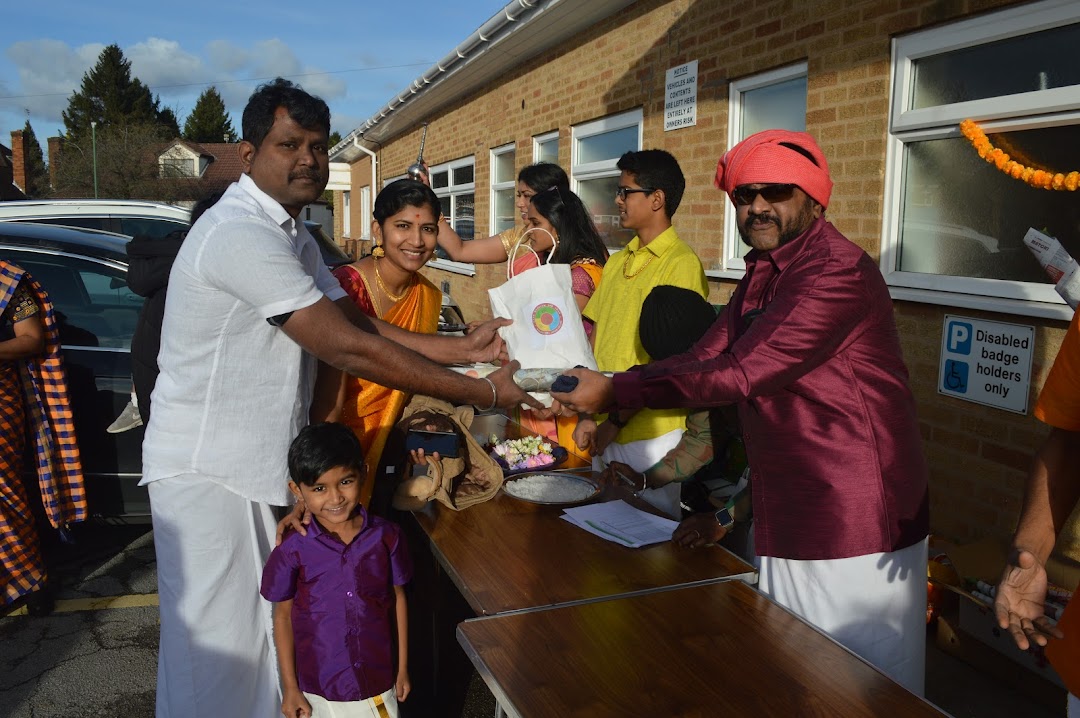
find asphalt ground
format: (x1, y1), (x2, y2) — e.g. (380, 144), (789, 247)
(0, 521), (1065, 718)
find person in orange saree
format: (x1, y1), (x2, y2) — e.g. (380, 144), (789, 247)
(313, 179), (443, 509)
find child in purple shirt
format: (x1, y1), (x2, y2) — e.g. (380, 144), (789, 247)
(262, 422), (413, 717)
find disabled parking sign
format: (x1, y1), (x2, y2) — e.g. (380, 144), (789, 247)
(939, 315), (1034, 414)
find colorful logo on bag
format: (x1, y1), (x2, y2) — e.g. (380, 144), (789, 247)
(532, 303), (563, 335)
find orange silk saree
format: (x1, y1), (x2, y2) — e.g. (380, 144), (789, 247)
(332, 264), (441, 507)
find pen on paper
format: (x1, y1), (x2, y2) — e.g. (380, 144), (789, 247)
(584, 520), (635, 546)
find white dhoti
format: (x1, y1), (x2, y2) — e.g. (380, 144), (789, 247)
(304, 687), (399, 717)
(595, 428), (684, 519)
(149, 474), (281, 717)
(757, 537), (928, 696)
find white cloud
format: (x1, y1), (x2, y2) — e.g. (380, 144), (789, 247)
(1, 40), (105, 131)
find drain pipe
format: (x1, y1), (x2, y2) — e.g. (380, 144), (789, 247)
(352, 136), (377, 238)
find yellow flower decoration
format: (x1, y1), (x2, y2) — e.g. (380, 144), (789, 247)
(960, 119), (1080, 191)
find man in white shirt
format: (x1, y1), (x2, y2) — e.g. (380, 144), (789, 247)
(142, 78), (535, 717)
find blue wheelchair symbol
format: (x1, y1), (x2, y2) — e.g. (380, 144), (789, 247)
(943, 359), (968, 393)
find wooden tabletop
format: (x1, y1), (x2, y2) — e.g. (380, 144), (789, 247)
(412, 480), (755, 616)
(458, 580), (950, 718)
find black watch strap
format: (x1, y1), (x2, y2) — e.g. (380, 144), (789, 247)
(608, 412), (628, 428)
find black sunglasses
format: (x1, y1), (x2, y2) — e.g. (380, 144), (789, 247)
(732, 184), (797, 206)
(615, 186), (656, 200)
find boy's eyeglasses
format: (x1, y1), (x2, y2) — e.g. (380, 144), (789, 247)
(615, 186), (655, 200)
(732, 183), (798, 206)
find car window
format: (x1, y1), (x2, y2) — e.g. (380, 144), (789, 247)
(7, 251), (139, 350)
(18, 217), (110, 231)
(120, 217), (189, 239)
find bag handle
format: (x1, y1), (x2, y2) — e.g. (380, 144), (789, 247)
(506, 227), (558, 280)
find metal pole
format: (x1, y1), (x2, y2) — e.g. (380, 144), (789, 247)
(90, 121), (98, 198)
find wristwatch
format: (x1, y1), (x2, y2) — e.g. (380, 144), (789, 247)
(714, 504), (735, 530)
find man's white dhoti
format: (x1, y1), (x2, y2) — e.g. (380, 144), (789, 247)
(150, 474), (281, 717)
(757, 537), (928, 696)
(595, 428), (684, 519)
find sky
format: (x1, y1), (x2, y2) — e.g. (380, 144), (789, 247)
(1, 0), (512, 154)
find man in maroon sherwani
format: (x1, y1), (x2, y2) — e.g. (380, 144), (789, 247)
(553, 130), (930, 695)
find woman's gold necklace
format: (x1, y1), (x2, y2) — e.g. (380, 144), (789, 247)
(622, 251), (655, 279)
(373, 256), (411, 303)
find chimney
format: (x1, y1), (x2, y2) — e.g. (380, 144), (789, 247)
(48, 136), (62, 190)
(10, 130), (27, 193)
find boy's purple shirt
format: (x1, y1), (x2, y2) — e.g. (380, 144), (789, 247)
(261, 505), (413, 701)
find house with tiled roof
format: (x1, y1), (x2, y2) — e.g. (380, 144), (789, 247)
(157, 140), (243, 194)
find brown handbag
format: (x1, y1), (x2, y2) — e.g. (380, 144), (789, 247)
(392, 396), (504, 512)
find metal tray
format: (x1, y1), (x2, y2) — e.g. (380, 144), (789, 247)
(501, 472), (602, 506)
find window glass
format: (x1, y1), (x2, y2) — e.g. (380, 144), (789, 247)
(577, 125), (639, 165)
(452, 164), (474, 185)
(572, 110), (642, 250)
(885, 2), (1080, 313)
(536, 137), (559, 165)
(722, 64), (808, 273)
(454, 194), (475, 242)
(12, 254), (139, 349)
(912, 24), (1080, 109)
(897, 128), (1076, 281)
(119, 217), (188, 239)
(493, 151), (516, 184)
(432, 170), (449, 189)
(741, 76), (807, 136)
(578, 176), (633, 249)
(27, 217), (108, 231)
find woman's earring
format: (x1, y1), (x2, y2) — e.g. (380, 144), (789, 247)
(372, 241), (385, 258)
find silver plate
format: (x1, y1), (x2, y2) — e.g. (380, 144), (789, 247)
(502, 472), (602, 506)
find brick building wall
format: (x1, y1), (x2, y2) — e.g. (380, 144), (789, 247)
(9, 130), (27, 193)
(341, 0), (1074, 549)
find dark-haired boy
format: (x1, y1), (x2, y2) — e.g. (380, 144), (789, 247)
(262, 422), (412, 718)
(575, 149), (708, 518)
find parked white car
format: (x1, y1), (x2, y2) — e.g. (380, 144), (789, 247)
(0, 199), (191, 239)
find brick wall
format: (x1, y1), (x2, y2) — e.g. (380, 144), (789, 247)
(347, 0), (1064, 547)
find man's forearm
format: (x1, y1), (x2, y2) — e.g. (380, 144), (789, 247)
(1012, 427), (1080, 563)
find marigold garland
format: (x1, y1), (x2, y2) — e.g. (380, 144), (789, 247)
(959, 119), (1080, 191)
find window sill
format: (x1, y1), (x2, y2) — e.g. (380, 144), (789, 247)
(888, 286), (1073, 322)
(427, 258), (477, 277)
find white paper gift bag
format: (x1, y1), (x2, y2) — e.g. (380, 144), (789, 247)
(487, 229), (598, 376)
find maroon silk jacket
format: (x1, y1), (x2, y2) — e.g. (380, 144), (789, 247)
(613, 218), (929, 560)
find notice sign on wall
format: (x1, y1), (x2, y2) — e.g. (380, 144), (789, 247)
(664, 61), (697, 131)
(939, 315), (1034, 414)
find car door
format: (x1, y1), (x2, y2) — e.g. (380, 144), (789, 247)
(6, 247), (148, 517)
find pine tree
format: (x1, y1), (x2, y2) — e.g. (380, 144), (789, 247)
(62, 45), (161, 138)
(158, 107), (181, 139)
(21, 120), (49, 198)
(182, 87), (237, 143)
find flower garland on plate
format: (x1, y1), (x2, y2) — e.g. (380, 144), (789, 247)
(960, 119), (1080, 191)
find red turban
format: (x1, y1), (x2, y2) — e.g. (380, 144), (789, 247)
(714, 130), (833, 209)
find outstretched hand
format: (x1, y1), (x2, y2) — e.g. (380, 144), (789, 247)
(463, 318), (510, 364)
(671, 512), (728, 548)
(550, 368), (615, 415)
(993, 548), (1064, 650)
(487, 360), (545, 412)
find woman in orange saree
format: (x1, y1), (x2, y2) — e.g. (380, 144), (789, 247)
(316, 180), (442, 508)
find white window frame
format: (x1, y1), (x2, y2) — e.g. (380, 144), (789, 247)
(490, 143), (516, 236)
(714, 62), (808, 279)
(342, 190), (352, 237)
(882, 0), (1080, 321)
(427, 156), (478, 276)
(533, 130), (559, 165)
(571, 108), (643, 250)
(571, 109), (643, 179)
